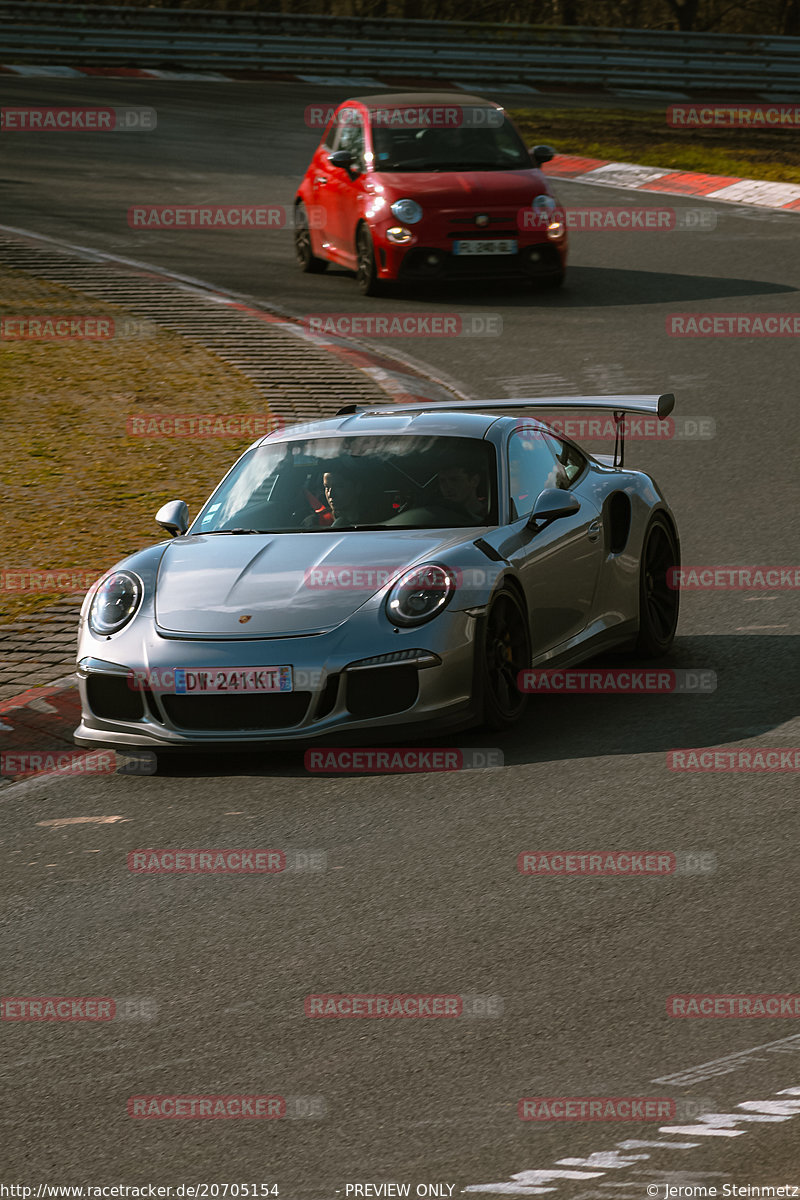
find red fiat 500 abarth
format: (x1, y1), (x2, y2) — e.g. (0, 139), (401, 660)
(294, 92), (567, 295)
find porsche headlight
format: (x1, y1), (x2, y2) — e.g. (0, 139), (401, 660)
(386, 564), (455, 627)
(390, 198), (423, 224)
(533, 195), (556, 214)
(89, 571), (143, 636)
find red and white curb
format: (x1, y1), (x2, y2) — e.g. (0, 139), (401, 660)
(0, 675), (80, 787)
(546, 152), (800, 213)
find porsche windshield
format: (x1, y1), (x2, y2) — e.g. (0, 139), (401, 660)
(193, 435), (498, 533)
(371, 118), (530, 172)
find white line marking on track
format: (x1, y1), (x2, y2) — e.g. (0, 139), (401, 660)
(652, 1033), (800, 1086)
(36, 816), (129, 827)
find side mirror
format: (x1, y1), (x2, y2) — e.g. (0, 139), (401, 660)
(156, 499), (189, 537)
(328, 149), (353, 170)
(526, 488), (580, 530)
(530, 144), (555, 167)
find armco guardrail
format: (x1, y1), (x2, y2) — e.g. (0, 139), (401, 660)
(1, 1), (799, 91)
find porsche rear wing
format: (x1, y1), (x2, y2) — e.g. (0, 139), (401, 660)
(336, 394), (675, 469)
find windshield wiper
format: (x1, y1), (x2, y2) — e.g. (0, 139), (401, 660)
(298, 524), (397, 532)
(203, 528), (266, 535)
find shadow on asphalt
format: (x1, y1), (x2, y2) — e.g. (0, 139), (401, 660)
(152, 634), (798, 781)
(311, 265), (796, 308)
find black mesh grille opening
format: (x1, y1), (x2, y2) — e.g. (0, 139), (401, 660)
(314, 673), (341, 720)
(86, 674), (145, 721)
(345, 665), (418, 719)
(161, 692), (311, 732)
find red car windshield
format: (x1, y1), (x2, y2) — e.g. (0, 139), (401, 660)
(371, 119), (530, 173)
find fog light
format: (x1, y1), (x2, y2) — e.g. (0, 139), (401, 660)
(528, 250), (541, 262)
(426, 253), (441, 266)
(387, 225), (412, 244)
(546, 219), (565, 240)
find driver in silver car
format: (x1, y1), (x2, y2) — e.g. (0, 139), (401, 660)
(437, 456), (487, 523)
(303, 461), (373, 528)
(323, 465), (370, 527)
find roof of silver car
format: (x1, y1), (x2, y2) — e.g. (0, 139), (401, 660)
(261, 408), (519, 443)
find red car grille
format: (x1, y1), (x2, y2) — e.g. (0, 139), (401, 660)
(446, 210), (522, 238)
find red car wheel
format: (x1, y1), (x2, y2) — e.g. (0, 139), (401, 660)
(356, 223), (383, 296)
(294, 202), (328, 274)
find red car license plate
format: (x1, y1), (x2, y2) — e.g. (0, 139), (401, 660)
(452, 239), (517, 256)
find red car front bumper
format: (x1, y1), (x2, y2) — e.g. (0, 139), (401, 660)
(371, 215), (567, 282)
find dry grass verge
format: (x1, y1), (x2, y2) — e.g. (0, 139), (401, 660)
(1, 266), (273, 621)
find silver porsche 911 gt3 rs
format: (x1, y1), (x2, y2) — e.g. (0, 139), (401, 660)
(74, 395), (680, 751)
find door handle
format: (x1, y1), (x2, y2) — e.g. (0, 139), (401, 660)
(587, 520), (602, 541)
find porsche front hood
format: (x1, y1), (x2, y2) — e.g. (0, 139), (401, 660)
(154, 530), (465, 637)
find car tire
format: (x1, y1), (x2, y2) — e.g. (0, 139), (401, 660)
(294, 202), (328, 273)
(356, 223), (383, 296)
(480, 586), (531, 731)
(635, 514), (680, 657)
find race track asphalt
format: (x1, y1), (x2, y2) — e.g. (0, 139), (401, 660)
(1, 79), (798, 1198)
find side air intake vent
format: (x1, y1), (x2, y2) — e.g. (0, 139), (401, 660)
(606, 492), (632, 554)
